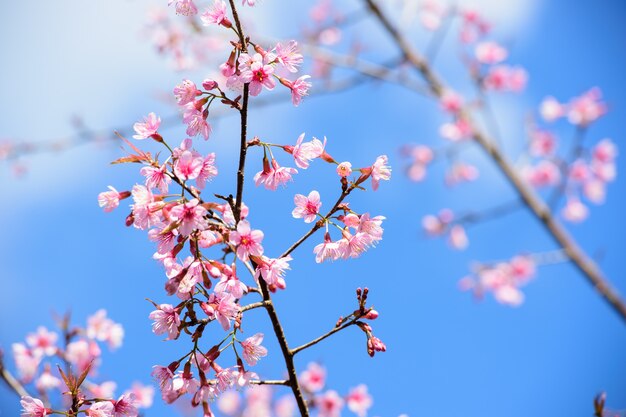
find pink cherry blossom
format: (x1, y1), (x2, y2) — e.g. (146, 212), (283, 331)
(289, 133), (326, 169)
(133, 113), (161, 140)
(440, 90), (463, 113)
(183, 108), (211, 140)
(197, 153), (218, 189)
(141, 165), (171, 193)
(562, 198), (589, 223)
(87, 381), (117, 399)
(448, 225), (468, 250)
(593, 138), (617, 163)
(275, 40), (303, 73)
(151, 365), (174, 391)
(313, 233), (342, 263)
(484, 66), (527, 92)
(336, 161), (352, 177)
(292, 190), (322, 223)
(419, 1), (445, 31)
(98, 186), (128, 212)
(149, 304), (181, 340)
(87, 309), (124, 349)
(529, 129), (557, 157)
(20, 396), (48, 417)
(203, 293), (240, 331)
(346, 385), (373, 417)
(114, 393), (139, 417)
(475, 41), (508, 64)
(35, 369), (61, 391)
(439, 118), (472, 141)
(240, 333), (268, 366)
(358, 213), (385, 244)
(254, 255), (292, 290)
(239, 53), (276, 96)
(370, 155), (392, 191)
(367, 336), (387, 356)
(173, 79), (200, 106)
(300, 362), (326, 392)
(540, 96), (565, 122)
(215, 273), (248, 298)
(523, 160), (561, 188)
(316, 390), (344, 417)
(286, 75), (312, 106)
(217, 390), (241, 415)
(446, 163), (479, 186)
(169, 199), (208, 237)
(12, 344), (42, 383)
(26, 327), (58, 356)
(254, 159), (298, 190)
(124, 383), (154, 409)
(201, 0), (231, 27)
(87, 401), (115, 417)
(229, 220), (264, 261)
(174, 150), (203, 181)
(567, 88), (607, 126)
(168, 0), (198, 16)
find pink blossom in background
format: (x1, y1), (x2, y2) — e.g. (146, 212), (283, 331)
(26, 327), (58, 357)
(567, 87), (607, 126)
(168, 0), (198, 16)
(346, 384), (373, 417)
(201, 0), (230, 27)
(316, 390), (344, 417)
(539, 96), (565, 122)
(300, 362), (326, 392)
(475, 41), (508, 64)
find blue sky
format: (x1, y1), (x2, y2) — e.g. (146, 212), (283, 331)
(1, 1), (625, 416)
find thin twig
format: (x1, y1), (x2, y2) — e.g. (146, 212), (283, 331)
(291, 319), (359, 356)
(0, 352), (30, 398)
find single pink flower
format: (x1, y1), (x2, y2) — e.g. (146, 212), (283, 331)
(26, 327), (58, 356)
(86, 401), (115, 417)
(183, 108), (211, 140)
(133, 113), (161, 140)
(275, 40), (303, 73)
(20, 396), (49, 417)
(197, 153), (218, 189)
(173, 80), (200, 106)
(292, 190), (322, 223)
(300, 363), (326, 392)
(149, 304), (181, 340)
(168, 0), (198, 16)
(229, 220), (264, 261)
(290, 133), (325, 169)
(169, 199), (208, 237)
(562, 198), (589, 223)
(254, 255), (292, 290)
(316, 390), (344, 417)
(336, 161), (352, 177)
(440, 90), (463, 113)
(283, 75), (311, 106)
(141, 165), (171, 193)
(174, 150), (203, 181)
(539, 96), (565, 122)
(370, 155), (392, 191)
(346, 385), (373, 417)
(475, 41), (508, 64)
(313, 233), (342, 263)
(124, 383), (154, 409)
(240, 333), (268, 366)
(201, 0), (231, 27)
(114, 393), (138, 417)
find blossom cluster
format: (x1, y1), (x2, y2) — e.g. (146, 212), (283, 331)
(95, 1), (391, 414)
(397, 2), (618, 308)
(12, 311), (153, 417)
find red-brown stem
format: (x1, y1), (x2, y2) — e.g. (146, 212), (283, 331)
(364, 0), (626, 322)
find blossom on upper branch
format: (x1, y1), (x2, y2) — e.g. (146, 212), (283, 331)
(168, 0), (198, 16)
(201, 0), (231, 27)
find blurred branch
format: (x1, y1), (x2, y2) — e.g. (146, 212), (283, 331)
(363, 0), (626, 323)
(0, 350), (30, 398)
